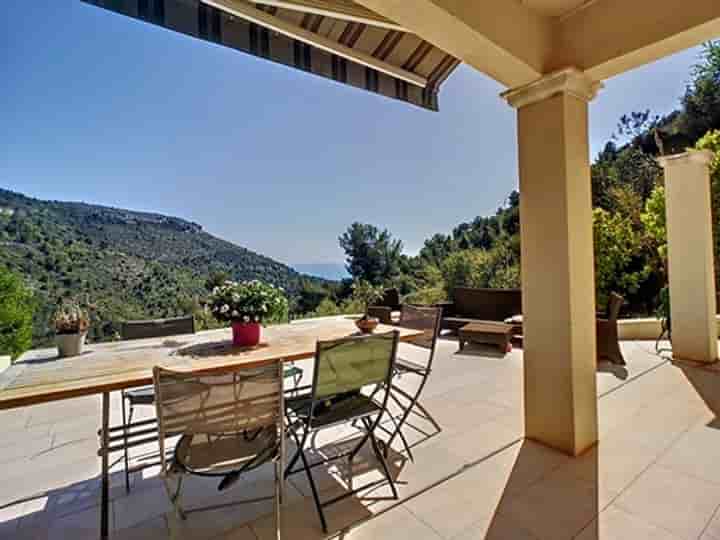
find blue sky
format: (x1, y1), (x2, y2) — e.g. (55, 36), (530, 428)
(1, 1), (705, 266)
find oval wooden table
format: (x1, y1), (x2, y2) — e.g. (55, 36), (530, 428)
(0, 318), (423, 540)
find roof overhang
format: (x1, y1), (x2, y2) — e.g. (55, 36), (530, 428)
(355, 0), (720, 88)
(81, 0), (460, 111)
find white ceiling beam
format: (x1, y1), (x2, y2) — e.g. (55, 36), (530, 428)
(553, 0), (720, 81)
(353, 0), (553, 88)
(202, 0), (427, 87)
(251, 0), (406, 32)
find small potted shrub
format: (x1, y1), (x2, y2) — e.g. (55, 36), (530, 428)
(352, 280), (385, 334)
(208, 280), (288, 347)
(53, 301), (90, 358)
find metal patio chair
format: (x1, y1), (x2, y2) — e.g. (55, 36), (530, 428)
(284, 331), (400, 533)
(120, 315), (196, 492)
(380, 305), (443, 460)
(153, 362), (285, 540)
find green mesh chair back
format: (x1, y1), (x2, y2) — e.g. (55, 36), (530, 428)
(153, 362), (283, 476)
(313, 331), (398, 401)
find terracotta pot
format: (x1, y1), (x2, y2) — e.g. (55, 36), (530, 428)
(355, 316), (379, 334)
(56, 332), (87, 358)
(231, 321), (261, 347)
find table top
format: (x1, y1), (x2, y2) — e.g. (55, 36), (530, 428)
(459, 321), (513, 335)
(0, 318), (422, 410)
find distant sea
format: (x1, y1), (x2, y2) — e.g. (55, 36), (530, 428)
(293, 263), (348, 281)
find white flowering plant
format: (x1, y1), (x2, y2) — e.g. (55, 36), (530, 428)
(208, 280), (288, 324)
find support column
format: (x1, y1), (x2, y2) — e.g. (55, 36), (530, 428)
(659, 151), (718, 364)
(503, 68), (602, 456)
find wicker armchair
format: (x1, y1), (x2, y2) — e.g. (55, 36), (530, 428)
(597, 292), (625, 365)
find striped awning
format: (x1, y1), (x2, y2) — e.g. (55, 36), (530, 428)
(81, 0), (460, 111)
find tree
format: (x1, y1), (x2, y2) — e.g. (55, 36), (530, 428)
(682, 42), (720, 141)
(419, 234), (455, 265)
(440, 250), (491, 297)
(640, 185), (667, 261)
(695, 129), (720, 284)
(593, 208), (647, 307)
(615, 110), (660, 145)
(339, 223), (403, 286)
(0, 267), (34, 361)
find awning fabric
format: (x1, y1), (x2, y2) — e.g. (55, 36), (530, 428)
(81, 0), (460, 111)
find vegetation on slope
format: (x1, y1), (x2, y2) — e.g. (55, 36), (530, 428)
(0, 189), (326, 346)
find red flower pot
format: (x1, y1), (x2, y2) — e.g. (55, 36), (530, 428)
(231, 321), (261, 347)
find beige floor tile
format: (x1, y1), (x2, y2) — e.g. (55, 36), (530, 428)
(451, 512), (539, 540)
(0, 456), (100, 508)
(2, 423), (51, 448)
(250, 489), (375, 540)
(113, 485), (171, 530)
(575, 504), (683, 540)
(699, 508), (720, 540)
(385, 438), (466, 499)
(559, 437), (657, 496)
(213, 524), (259, 540)
(0, 500), (27, 537)
(0, 433), (54, 465)
(48, 503), (112, 540)
(615, 464), (720, 539)
(339, 506), (441, 540)
(496, 458), (608, 540)
(5, 341), (719, 540)
(0, 408), (31, 432)
(658, 421), (720, 485)
(601, 395), (703, 454)
(114, 516), (169, 540)
(445, 419), (523, 463)
(404, 466), (506, 539)
(403, 440), (565, 539)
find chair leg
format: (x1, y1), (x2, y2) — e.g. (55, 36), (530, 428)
(385, 390), (417, 453)
(275, 458), (282, 540)
(383, 374), (438, 459)
(347, 425), (373, 463)
(363, 417), (398, 500)
(163, 473), (187, 521)
(121, 392), (131, 494)
(296, 434), (327, 533)
(284, 428), (307, 479)
(382, 404), (413, 461)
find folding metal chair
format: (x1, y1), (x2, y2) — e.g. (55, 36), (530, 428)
(153, 362), (285, 540)
(119, 315), (196, 492)
(284, 330), (400, 532)
(380, 305), (443, 460)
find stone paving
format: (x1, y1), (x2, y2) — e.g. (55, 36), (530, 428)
(1, 337), (719, 539)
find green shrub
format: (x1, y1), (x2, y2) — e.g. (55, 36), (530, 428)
(0, 267), (34, 361)
(403, 287), (446, 306)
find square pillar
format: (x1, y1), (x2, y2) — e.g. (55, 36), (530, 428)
(503, 69), (602, 456)
(659, 151), (718, 364)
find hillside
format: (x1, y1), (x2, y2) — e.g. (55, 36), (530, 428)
(0, 188), (326, 345)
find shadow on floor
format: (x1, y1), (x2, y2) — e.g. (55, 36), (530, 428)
(484, 440), (600, 539)
(0, 429), (412, 539)
(675, 360), (720, 429)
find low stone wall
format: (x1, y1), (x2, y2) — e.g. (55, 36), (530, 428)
(618, 315), (720, 340)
